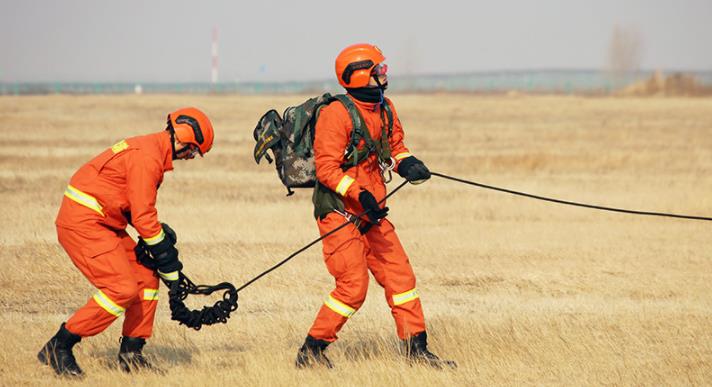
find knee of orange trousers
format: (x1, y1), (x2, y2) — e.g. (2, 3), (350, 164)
(322, 241), (370, 308)
(129, 255), (160, 291)
(331, 269), (369, 309)
(104, 279), (142, 308)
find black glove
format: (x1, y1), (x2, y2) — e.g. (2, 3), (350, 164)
(162, 222), (177, 244)
(147, 224), (183, 277)
(134, 242), (156, 270)
(358, 222), (374, 235)
(397, 156), (431, 184)
(358, 190), (389, 224)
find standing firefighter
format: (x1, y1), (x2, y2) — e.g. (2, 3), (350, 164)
(295, 44), (455, 368)
(37, 107), (215, 376)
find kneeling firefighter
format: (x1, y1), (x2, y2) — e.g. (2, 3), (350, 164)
(296, 43), (456, 368)
(37, 108), (215, 376)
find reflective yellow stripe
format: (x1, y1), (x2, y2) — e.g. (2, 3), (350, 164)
(324, 295), (356, 318)
(111, 139), (129, 154)
(158, 270), (179, 281)
(143, 229), (165, 245)
(254, 134), (274, 157)
(335, 175), (355, 196)
(64, 185), (104, 216)
(394, 152), (412, 161)
(143, 288), (159, 301)
(393, 288), (419, 306)
(92, 290), (125, 316)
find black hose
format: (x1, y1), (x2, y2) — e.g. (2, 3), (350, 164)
(431, 172), (712, 222)
(162, 274), (238, 330)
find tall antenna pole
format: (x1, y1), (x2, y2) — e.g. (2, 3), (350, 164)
(211, 26), (219, 84)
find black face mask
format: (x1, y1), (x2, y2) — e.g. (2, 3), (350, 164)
(346, 87), (382, 103)
(346, 79), (388, 104)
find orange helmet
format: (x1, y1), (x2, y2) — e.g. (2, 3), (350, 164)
(335, 43), (386, 88)
(167, 107), (214, 156)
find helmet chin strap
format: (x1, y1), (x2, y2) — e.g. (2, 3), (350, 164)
(174, 144), (192, 159)
(374, 76), (388, 106)
(167, 126), (178, 160)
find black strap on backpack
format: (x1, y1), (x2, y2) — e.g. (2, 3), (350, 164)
(333, 95), (393, 169)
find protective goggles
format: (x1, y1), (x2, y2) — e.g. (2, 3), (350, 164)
(185, 144), (200, 158)
(176, 143), (200, 159)
(342, 60), (388, 84)
(371, 63), (388, 76)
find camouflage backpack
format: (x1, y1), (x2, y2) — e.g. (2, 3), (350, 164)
(253, 93), (393, 196)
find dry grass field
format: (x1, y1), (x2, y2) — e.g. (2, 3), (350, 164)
(1, 94), (711, 386)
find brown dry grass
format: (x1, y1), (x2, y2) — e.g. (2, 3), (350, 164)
(1, 94), (711, 386)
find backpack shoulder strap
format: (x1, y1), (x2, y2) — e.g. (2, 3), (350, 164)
(333, 94), (365, 138)
(333, 94), (379, 167)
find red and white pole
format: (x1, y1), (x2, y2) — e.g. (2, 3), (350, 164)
(211, 26), (219, 84)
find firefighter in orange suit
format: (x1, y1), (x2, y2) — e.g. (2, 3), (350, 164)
(37, 107), (215, 377)
(295, 44), (455, 369)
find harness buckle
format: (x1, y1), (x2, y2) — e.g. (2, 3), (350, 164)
(379, 156), (396, 173)
(334, 209), (362, 228)
(379, 156), (395, 184)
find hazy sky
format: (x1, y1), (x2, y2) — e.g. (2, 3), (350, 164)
(1, 0), (710, 83)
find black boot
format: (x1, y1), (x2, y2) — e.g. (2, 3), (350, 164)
(403, 332), (457, 369)
(37, 323), (83, 377)
(118, 336), (159, 373)
(295, 335), (334, 369)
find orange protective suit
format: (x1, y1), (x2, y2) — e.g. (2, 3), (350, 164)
(55, 131), (173, 338)
(308, 95), (426, 342)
